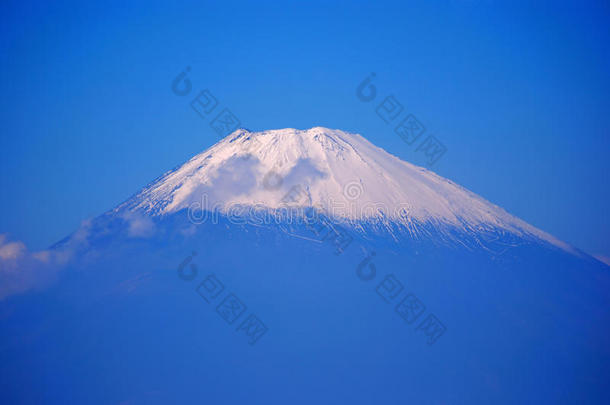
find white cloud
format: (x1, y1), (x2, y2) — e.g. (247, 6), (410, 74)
(0, 239), (26, 260)
(0, 232), (81, 301)
(121, 212), (155, 238)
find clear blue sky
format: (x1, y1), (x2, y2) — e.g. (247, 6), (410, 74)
(1, 0), (608, 258)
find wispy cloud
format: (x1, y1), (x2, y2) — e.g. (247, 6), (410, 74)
(0, 220), (94, 300)
(121, 212), (156, 238)
(0, 234), (59, 300)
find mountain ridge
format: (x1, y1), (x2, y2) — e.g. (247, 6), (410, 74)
(111, 127), (576, 255)
(2, 131), (609, 405)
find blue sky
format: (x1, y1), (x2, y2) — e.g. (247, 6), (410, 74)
(0, 0), (608, 259)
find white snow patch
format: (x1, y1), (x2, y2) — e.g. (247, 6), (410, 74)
(116, 127), (576, 254)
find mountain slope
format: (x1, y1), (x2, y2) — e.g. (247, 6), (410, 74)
(1, 127), (608, 405)
(115, 127), (573, 254)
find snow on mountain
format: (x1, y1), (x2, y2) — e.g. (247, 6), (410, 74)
(115, 127), (573, 253)
(3, 130), (608, 405)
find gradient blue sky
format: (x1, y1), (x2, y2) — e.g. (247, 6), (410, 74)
(1, 0), (608, 259)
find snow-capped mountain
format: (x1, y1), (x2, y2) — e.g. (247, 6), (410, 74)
(115, 127), (572, 253)
(2, 127), (608, 405)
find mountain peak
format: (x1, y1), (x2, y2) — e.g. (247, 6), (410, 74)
(115, 127), (573, 253)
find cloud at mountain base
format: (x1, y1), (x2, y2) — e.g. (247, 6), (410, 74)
(0, 235), (26, 260)
(121, 212), (156, 238)
(0, 226), (87, 301)
(0, 235), (57, 300)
